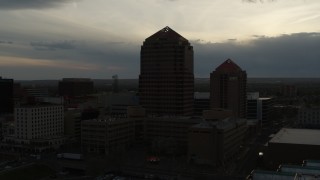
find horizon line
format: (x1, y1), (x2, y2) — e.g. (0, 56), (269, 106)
(13, 77), (320, 81)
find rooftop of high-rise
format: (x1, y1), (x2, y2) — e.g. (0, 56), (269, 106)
(215, 59), (243, 72)
(145, 26), (188, 42)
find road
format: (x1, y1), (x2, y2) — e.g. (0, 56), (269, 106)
(234, 130), (274, 176)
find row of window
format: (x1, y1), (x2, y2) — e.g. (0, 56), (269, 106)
(16, 120), (62, 124)
(16, 115), (63, 118)
(299, 119), (320, 124)
(16, 126), (62, 130)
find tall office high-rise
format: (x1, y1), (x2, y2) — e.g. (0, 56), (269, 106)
(210, 59), (247, 118)
(139, 26), (194, 116)
(0, 77), (14, 115)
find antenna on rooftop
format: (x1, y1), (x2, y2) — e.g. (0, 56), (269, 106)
(112, 74), (119, 93)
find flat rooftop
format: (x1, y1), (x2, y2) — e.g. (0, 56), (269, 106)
(251, 170), (295, 180)
(194, 92), (210, 99)
(269, 128), (320, 146)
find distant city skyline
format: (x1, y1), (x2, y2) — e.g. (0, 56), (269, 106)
(1, 0), (320, 79)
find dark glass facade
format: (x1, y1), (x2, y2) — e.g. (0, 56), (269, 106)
(0, 77), (14, 114)
(210, 59), (247, 118)
(139, 27), (194, 116)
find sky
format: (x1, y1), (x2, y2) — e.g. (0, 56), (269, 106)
(0, 0), (320, 80)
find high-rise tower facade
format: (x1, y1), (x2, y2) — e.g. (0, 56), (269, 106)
(0, 77), (14, 115)
(139, 26), (194, 116)
(210, 59), (247, 118)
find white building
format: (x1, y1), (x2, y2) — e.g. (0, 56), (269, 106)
(1, 104), (65, 152)
(15, 105), (64, 140)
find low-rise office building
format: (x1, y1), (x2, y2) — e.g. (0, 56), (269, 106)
(127, 106), (203, 154)
(127, 106), (146, 142)
(64, 108), (82, 142)
(298, 107), (320, 128)
(279, 164), (320, 176)
(188, 117), (247, 166)
(280, 84), (298, 97)
(247, 92), (274, 129)
(194, 92), (210, 116)
(0, 115), (14, 140)
(81, 106), (201, 155)
(248, 170), (296, 180)
(59, 78), (94, 97)
(248, 160), (320, 180)
(203, 108), (233, 121)
(144, 116), (201, 154)
(81, 118), (135, 155)
(303, 160), (320, 167)
(267, 128), (320, 167)
(247, 92), (260, 120)
(1, 104), (65, 153)
(15, 104), (64, 139)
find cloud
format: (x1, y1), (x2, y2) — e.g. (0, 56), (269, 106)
(0, 56), (98, 70)
(193, 32), (320, 78)
(1, 30), (320, 79)
(242, 0), (274, 3)
(252, 35), (266, 38)
(0, 40), (13, 44)
(0, 38), (139, 79)
(30, 41), (76, 51)
(0, 0), (75, 10)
